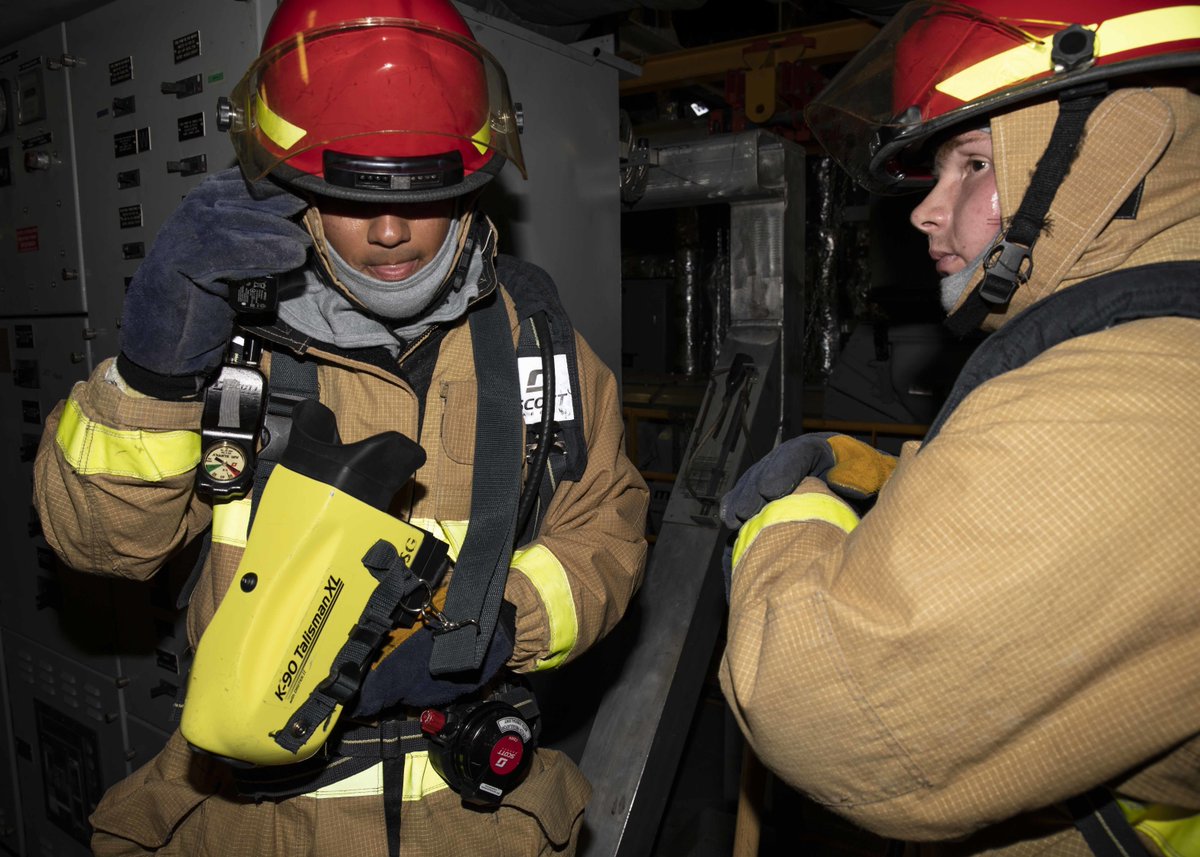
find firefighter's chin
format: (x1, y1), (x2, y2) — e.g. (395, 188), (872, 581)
(940, 234), (1000, 313)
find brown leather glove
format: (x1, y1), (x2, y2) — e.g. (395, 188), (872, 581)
(720, 432), (897, 528)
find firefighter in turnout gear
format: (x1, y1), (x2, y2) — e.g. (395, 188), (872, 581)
(33, 0), (648, 853)
(719, 2), (1200, 855)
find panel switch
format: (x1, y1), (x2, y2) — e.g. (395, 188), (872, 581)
(160, 74), (202, 98)
(112, 95), (136, 117)
(23, 150), (52, 172)
(166, 153), (207, 177)
(46, 53), (86, 70)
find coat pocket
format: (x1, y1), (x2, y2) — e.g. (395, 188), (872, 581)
(435, 380), (478, 517)
(495, 747), (592, 850)
(90, 731), (222, 855)
(440, 380), (478, 466)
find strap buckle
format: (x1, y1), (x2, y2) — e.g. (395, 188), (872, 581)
(399, 579), (480, 635)
(981, 239), (1034, 306)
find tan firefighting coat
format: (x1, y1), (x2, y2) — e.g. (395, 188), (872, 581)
(33, 226), (649, 856)
(721, 87), (1200, 856)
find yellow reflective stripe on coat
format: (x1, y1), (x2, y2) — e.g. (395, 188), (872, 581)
(210, 513), (464, 557)
(56, 397), (200, 480)
(936, 7), (1200, 103)
(511, 543), (577, 671)
(212, 497), (252, 548)
(303, 752), (450, 800)
(732, 493), (859, 569)
(1119, 799), (1200, 857)
(410, 518), (468, 563)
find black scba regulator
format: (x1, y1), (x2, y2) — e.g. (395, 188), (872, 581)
(421, 700), (535, 805)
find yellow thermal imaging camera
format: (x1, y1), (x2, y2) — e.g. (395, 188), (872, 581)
(181, 399), (449, 766)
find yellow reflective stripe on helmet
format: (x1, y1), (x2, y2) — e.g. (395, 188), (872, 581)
(1120, 799), (1200, 857)
(56, 397), (200, 481)
(732, 493), (859, 570)
(1097, 5), (1200, 56)
(255, 89), (307, 151)
(409, 518), (468, 563)
(212, 497), (252, 548)
(511, 543), (577, 671)
(937, 32), (1057, 103)
(303, 752), (450, 800)
(472, 119), (491, 155)
(936, 6), (1200, 103)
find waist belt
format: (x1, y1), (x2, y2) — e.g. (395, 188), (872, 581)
(232, 719), (429, 800)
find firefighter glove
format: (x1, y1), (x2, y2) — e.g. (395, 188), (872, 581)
(117, 167), (310, 399)
(719, 432), (897, 529)
(353, 600), (517, 715)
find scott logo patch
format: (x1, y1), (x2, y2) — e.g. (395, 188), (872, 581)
(516, 355), (574, 425)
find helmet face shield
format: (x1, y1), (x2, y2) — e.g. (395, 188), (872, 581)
(805, 0), (1200, 193)
(801, 3), (930, 194)
(225, 19), (525, 194)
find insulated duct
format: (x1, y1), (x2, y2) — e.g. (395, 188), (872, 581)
(807, 156), (842, 382)
(674, 208), (704, 377)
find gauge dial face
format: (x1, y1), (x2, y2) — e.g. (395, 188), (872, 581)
(201, 441), (247, 483)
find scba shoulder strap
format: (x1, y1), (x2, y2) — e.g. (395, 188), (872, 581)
(429, 255), (590, 672)
(427, 287), (522, 673)
(924, 261), (1200, 446)
(249, 349), (319, 526)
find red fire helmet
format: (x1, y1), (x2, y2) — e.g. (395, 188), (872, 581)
(219, 0), (525, 202)
(804, 0), (1200, 192)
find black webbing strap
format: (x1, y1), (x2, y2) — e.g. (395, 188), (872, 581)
(232, 717), (429, 799)
(1067, 788), (1154, 857)
(272, 540), (438, 755)
(248, 350), (318, 527)
(945, 84), (1109, 338)
(375, 717), (413, 857)
(429, 290), (523, 674)
(924, 261), (1200, 447)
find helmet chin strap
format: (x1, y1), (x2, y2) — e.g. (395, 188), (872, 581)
(941, 230), (1001, 312)
(944, 82), (1109, 338)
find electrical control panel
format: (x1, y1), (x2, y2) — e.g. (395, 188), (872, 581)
(0, 25), (86, 319)
(63, 0), (263, 371)
(0, 4), (273, 855)
(3, 631), (129, 857)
